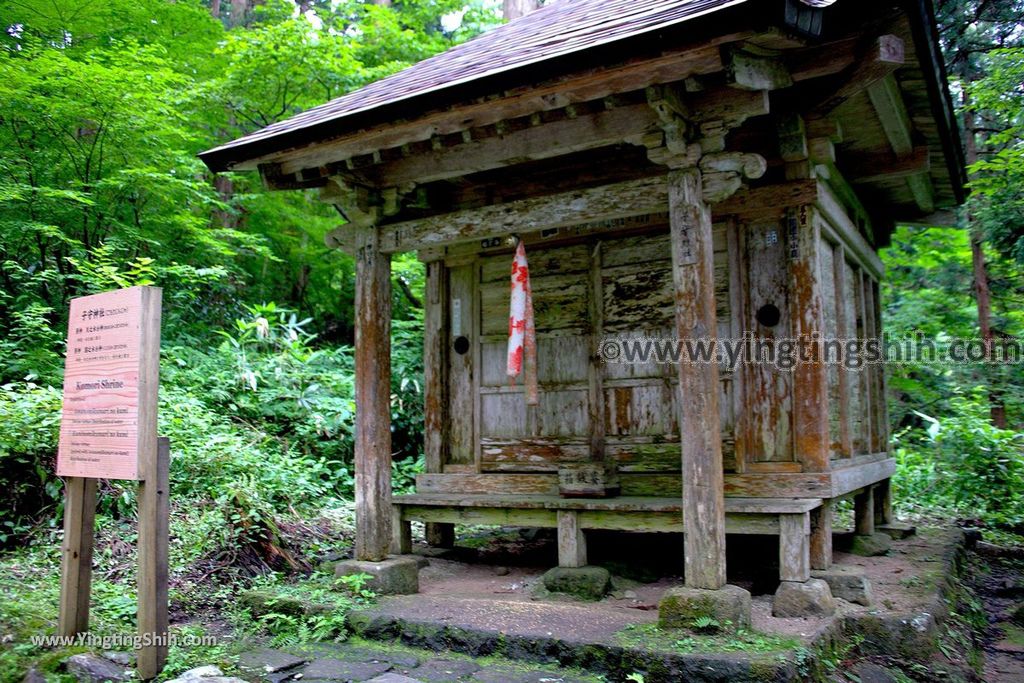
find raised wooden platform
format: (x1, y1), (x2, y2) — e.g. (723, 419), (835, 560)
(392, 493), (822, 581)
(414, 455), (896, 499)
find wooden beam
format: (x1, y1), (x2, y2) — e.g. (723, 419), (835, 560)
(867, 74), (913, 155)
(787, 36), (859, 83)
(713, 179), (819, 219)
(812, 35), (905, 115)
(866, 74), (935, 213)
(354, 225), (393, 562)
(788, 206), (830, 473)
(669, 169), (727, 591)
(831, 457), (895, 498)
(235, 44), (730, 172)
(322, 103), (662, 185)
(815, 181), (884, 279)
(378, 176), (668, 253)
(845, 145), (931, 184)
(689, 87), (771, 130)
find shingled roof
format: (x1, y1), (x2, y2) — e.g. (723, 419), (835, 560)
(200, 0), (748, 171)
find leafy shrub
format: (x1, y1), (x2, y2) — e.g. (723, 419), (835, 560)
(894, 390), (1024, 527)
(0, 383), (64, 546)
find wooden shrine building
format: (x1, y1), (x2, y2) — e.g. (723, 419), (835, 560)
(201, 0), (965, 616)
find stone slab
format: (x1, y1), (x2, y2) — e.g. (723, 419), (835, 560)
(238, 649), (307, 675)
(336, 556), (420, 595)
(658, 584), (752, 632)
(300, 658), (393, 681)
(408, 659), (481, 682)
(773, 579), (836, 618)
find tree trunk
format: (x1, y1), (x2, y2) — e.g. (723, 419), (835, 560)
(504, 0), (539, 21)
(963, 90), (1008, 428)
(229, 0), (248, 27)
(210, 0), (221, 20)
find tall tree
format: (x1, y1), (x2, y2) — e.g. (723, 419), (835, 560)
(504, 0), (539, 21)
(935, 0), (1024, 427)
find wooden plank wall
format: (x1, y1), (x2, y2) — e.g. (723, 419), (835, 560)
(450, 223), (739, 475)
(819, 232), (886, 461)
(429, 209), (888, 478)
(736, 220), (793, 465)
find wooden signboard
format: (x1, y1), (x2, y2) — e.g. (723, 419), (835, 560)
(57, 286), (168, 680)
(57, 286), (160, 480)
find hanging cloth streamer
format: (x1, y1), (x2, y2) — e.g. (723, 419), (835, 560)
(507, 239), (539, 405)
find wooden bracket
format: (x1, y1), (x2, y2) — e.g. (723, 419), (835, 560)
(322, 178), (416, 252)
(723, 46), (793, 91)
(699, 152), (768, 203)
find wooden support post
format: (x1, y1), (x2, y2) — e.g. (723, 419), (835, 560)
(354, 225), (393, 562)
(391, 506), (412, 555)
(875, 478), (893, 526)
(58, 477), (97, 637)
(809, 500), (833, 570)
(832, 244), (853, 458)
(854, 486), (875, 536)
(788, 206), (831, 473)
(668, 169), (727, 590)
(870, 279), (890, 451)
(137, 437), (170, 680)
(422, 258), (455, 548)
(779, 512), (810, 583)
(557, 510), (587, 568)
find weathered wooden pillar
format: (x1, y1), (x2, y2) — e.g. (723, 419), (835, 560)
(809, 500), (833, 570)
(354, 225), (393, 562)
(854, 486), (875, 536)
(422, 258), (455, 548)
(788, 205), (830, 473)
(875, 478), (893, 526)
(788, 205), (833, 570)
(668, 169), (727, 590)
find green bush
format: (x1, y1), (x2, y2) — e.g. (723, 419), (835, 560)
(894, 390), (1024, 527)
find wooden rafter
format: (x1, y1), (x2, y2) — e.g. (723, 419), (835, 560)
(866, 74), (935, 213)
(810, 35), (905, 116)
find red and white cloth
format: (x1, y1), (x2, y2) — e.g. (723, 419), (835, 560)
(507, 240), (539, 405)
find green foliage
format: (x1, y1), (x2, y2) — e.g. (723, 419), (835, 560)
(968, 47), (1024, 264)
(231, 569), (375, 647)
(893, 391), (1024, 527)
(881, 225), (1024, 430)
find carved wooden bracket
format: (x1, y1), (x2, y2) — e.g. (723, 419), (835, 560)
(699, 152), (768, 203)
(322, 177), (414, 251)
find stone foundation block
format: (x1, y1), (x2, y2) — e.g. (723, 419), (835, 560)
(850, 533), (893, 557)
(658, 584), (751, 632)
(811, 565), (873, 606)
(877, 522), (917, 540)
(541, 566), (611, 600)
(773, 579), (836, 617)
(335, 556), (419, 595)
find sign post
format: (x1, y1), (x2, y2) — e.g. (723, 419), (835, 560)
(56, 286), (166, 679)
